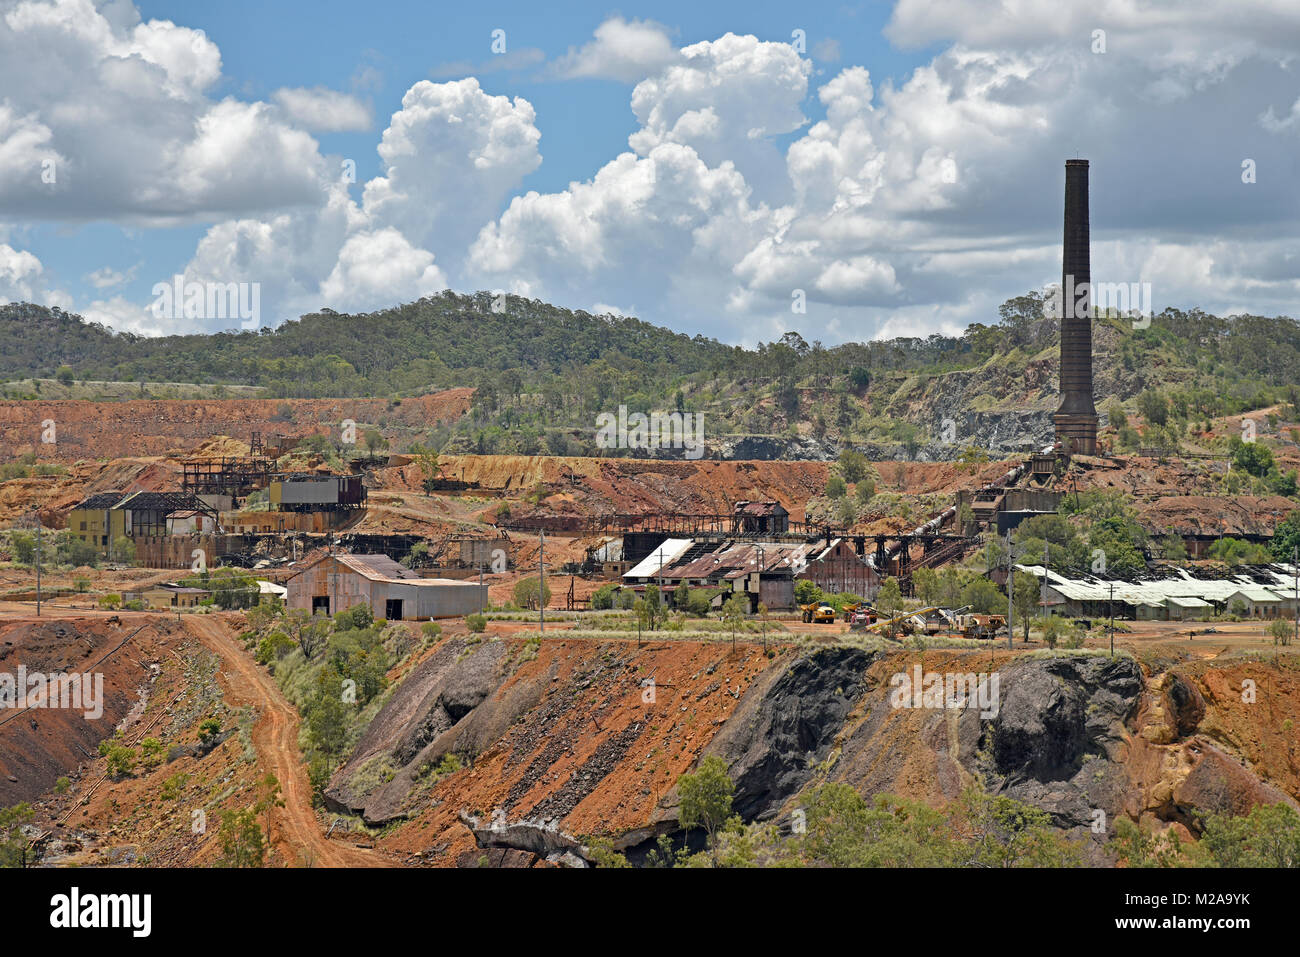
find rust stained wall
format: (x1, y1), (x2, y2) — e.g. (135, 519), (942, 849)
(285, 557), (373, 617)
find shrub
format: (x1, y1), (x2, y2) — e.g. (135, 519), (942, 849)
(591, 583), (618, 610)
(794, 579), (823, 606)
(512, 576), (551, 611)
(466, 613), (487, 633)
(838, 449), (869, 484)
(97, 741), (136, 779)
(1270, 618), (1293, 646)
(855, 478), (876, 505)
(686, 588), (718, 617)
(255, 630), (296, 665)
(139, 737), (166, 767)
(334, 603), (374, 631)
(160, 772), (190, 800)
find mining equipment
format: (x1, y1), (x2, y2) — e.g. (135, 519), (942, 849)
(269, 473), (367, 511)
(841, 600), (869, 623)
(801, 602), (837, 624)
(868, 606), (942, 639)
(957, 613), (1007, 640)
(847, 607), (878, 629)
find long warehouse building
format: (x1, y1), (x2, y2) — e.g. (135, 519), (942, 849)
(286, 553), (486, 620)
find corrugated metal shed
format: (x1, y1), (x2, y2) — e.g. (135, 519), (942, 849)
(1017, 563), (1300, 606)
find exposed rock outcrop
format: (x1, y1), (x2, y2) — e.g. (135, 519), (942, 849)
(324, 636), (526, 824)
(701, 647), (875, 820)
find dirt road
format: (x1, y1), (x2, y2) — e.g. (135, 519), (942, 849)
(183, 616), (385, 867)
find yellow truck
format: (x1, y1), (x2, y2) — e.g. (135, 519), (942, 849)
(801, 602), (838, 624)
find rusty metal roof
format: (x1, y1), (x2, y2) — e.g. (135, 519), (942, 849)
(334, 553), (419, 581)
(662, 541), (816, 581)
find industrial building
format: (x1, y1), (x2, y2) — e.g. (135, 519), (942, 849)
(733, 501), (789, 536)
(67, 491), (128, 548)
(182, 455), (272, 505)
(622, 534), (879, 610)
(284, 553), (487, 620)
(269, 473), (366, 511)
(67, 490), (218, 554)
(124, 583), (212, 609)
(1015, 563), (1300, 621)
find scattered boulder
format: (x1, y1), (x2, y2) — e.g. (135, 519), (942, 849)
(1163, 673), (1205, 739)
(459, 810), (590, 867)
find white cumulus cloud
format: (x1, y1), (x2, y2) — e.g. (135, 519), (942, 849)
(553, 17), (679, 83)
(272, 86), (372, 132)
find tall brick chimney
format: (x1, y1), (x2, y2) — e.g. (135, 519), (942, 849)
(1053, 159), (1098, 455)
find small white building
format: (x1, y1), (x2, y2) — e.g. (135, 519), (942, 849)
(256, 580), (288, 602)
(166, 509), (217, 535)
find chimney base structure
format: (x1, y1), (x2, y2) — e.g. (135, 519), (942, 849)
(1053, 159), (1098, 456)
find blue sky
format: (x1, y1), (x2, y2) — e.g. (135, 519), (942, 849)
(131, 1), (917, 191)
(1, 0), (1297, 345)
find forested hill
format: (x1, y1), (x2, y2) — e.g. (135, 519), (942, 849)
(1, 290), (1297, 456)
(0, 292), (736, 397)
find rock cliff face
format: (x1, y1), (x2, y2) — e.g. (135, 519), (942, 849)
(978, 655), (1142, 829)
(326, 636), (1298, 866)
(704, 647), (875, 821)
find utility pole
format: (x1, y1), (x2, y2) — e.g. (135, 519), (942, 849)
(1042, 538), (1049, 624)
(478, 562), (485, 614)
(33, 509), (42, 617)
(538, 530), (545, 634)
(1006, 528), (1013, 650)
(1293, 545), (1298, 650)
(1109, 581), (1115, 658)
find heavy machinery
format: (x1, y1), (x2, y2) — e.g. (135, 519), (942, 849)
(957, 613), (1007, 640)
(841, 601), (870, 623)
(800, 602), (838, 624)
(923, 605), (969, 635)
(868, 606), (942, 639)
(847, 606), (878, 629)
